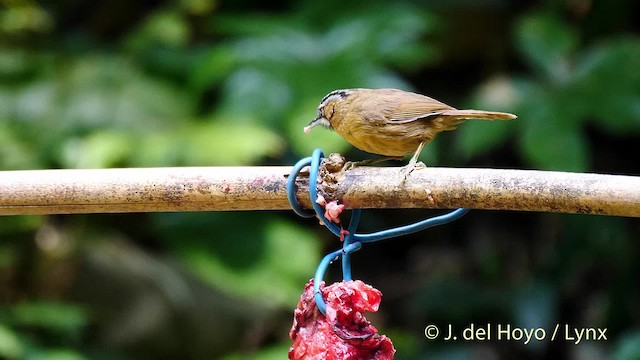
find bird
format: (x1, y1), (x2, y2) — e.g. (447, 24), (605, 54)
(304, 88), (517, 174)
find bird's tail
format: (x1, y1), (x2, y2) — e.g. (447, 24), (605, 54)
(440, 109), (517, 121)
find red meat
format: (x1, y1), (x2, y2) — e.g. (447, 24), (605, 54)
(289, 279), (395, 359)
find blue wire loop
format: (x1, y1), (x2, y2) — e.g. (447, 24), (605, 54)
(287, 149), (470, 315)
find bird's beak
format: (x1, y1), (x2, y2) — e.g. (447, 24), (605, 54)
(304, 116), (330, 134)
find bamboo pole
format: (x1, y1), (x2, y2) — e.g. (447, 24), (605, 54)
(0, 166), (638, 217)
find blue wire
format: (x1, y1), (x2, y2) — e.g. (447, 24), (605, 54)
(353, 208), (470, 243)
(342, 209), (361, 281)
(286, 148), (470, 315)
(313, 242), (362, 315)
(286, 156), (315, 218)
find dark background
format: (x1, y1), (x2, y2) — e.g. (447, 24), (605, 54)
(1, 0), (639, 359)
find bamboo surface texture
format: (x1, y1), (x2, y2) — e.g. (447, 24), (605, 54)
(0, 166), (638, 217)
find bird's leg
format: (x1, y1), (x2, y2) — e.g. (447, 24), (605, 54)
(343, 156), (404, 171)
(399, 142), (427, 182)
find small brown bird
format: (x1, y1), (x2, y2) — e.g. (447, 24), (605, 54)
(304, 88), (517, 172)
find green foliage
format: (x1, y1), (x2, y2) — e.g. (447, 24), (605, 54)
(191, 2), (438, 155)
(614, 331), (640, 360)
(0, 302), (88, 359)
(151, 213), (321, 308)
(220, 342), (291, 360)
(516, 13), (580, 79)
(0, 324), (23, 360)
(10, 301), (88, 334)
(512, 281), (556, 351)
(457, 13), (640, 172)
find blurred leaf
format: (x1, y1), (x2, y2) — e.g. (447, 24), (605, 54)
(10, 54), (193, 131)
(0, 123), (42, 169)
(125, 10), (190, 50)
(221, 342), (290, 360)
(180, 0), (216, 15)
(380, 329), (419, 358)
(11, 302), (88, 335)
(129, 130), (182, 166)
(153, 213), (321, 308)
(510, 24), (640, 171)
(515, 13), (579, 80)
(0, 49), (41, 79)
(456, 120), (516, 161)
(227, 30), (326, 66)
(0, 244), (17, 267)
(195, 1), (438, 149)
(572, 38), (640, 133)
(4, 52), (201, 168)
(33, 349), (88, 360)
(0, 2), (52, 35)
(412, 280), (510, 323)
(511, 78), (590, 171)
(521, 118), (589, 172)
(134, 120), (284, 166)
(552, 215), (632, 275)
(0, 216), (42, 236)
(512, 281), (556, 352)
(461, 76), (522, 166)
(419, 137), (439, 165)
(217, 68), (293, 125)
(613, 331), (640, 360)
(345, 4), (439, 69)
(59, 131), (133, 168)
(0, 324), (24, 360)
(189, 45), (238, 92)
(12, 79), (57, 124)
(181, 120), (283, 165)
(153, 212), (267, 269)
(472, 76), (522, 112)
(211, 13), (295, 36)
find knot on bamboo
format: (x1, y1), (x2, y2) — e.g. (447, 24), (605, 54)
(317, 153), (347, 203)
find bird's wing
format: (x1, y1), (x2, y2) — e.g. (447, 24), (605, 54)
(386, 111), (443, 123)
(358, 89), (456, 125)
(384, 94), (455, 123)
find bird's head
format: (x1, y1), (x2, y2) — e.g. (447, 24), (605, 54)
(304, 89), (354, 134)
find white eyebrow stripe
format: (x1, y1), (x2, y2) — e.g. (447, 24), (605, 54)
(318, 89), (353, 111)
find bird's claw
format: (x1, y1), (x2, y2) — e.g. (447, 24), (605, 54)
(342, 161), (360, 171)
(399, 161), (426, 185)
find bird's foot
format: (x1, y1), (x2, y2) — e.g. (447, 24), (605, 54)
(342, 161), (361, 172)
(399, 160), (426, 185)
